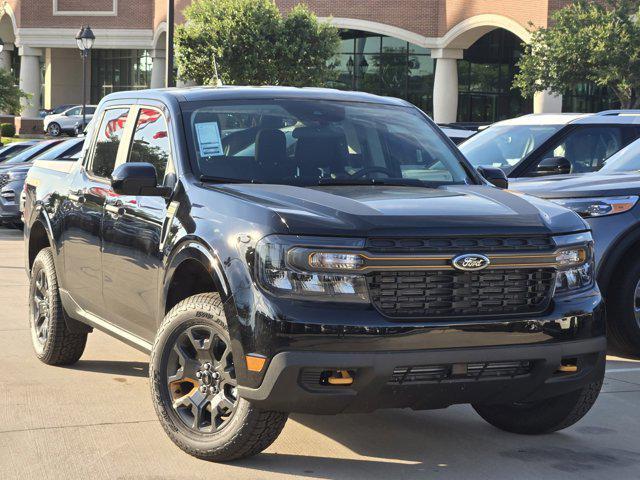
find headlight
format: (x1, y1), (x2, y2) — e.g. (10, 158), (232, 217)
(550, 196), (638, 218)
(255, 236), (369, 303)
(7, 171), (27, 181)
(553, 235), (595, 294)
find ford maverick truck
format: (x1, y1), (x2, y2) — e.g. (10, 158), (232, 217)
(23, 87), (606, 461)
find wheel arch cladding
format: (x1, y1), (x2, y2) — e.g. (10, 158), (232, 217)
(28, 219), (52, 270)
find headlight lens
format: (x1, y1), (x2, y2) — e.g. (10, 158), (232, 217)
(255, 237), (369, 302)
(550, 196), (638, 218)
(554, 244), (594, 294)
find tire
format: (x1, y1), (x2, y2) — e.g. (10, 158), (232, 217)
(607, 259), (640, 354)
(150, 293), (288, 462)
(46, 122), (61, 137)
(29, 248), (88, 365)
(473, 377), (603, 435)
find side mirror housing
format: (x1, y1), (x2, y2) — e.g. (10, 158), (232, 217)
(477, 166), (508, 189)
(111, 162), (171, 197)
(536, 157), (571, 176)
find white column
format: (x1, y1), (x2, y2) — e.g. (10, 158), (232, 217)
(534, 89), (563, 114)
(0, 43), (13, 72)
(18, 46), (42, 118)
(432, 48), (463, 124)
(150, 49), (166, 89)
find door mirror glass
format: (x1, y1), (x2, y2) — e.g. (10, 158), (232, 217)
(477, 166), (508, 189)
(111, 162), (171, 197)
(536, 156), (571, 176)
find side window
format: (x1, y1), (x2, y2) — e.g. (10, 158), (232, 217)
(89, 107), (130, 178)
(534, 126), (625, 174)
(66, 107), (81, 116)
(127, 107), (171, 183)
(84, 106), (96, 115)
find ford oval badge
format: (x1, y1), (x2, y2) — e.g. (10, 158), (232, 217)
(452, 254), (491, 272)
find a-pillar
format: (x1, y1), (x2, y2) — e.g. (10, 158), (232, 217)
(534, 90), (563, 114)
(18, 46), (42, 118)
(432, 48), (463, 124)
(150, 49), (166, 89)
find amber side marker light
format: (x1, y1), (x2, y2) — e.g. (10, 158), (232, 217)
(326, 370), (354, 386)
(557, 359), (579, 373)
(246, 354), (267, 372)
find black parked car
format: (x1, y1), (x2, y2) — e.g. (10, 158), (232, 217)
(24, 87), (605, 461)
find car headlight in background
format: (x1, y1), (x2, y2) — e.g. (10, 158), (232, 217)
(255, 236), (369, 302)
(553, 233), (595, 294)
(7, 171), (28, 181)
(550, 196), (638, 218)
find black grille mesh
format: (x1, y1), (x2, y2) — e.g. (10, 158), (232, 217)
(367, 236), (553, 253)
(367, 269), (555, 318)
(0, 174), (8, 189)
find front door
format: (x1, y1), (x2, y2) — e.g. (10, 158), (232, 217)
(101, 106), (174, 342)
(61, 106), (131, 316)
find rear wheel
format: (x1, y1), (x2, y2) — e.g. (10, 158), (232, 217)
(473, 377), (603, 434)
(608, 259), (640, 354)
(46, 122), (61, 136)
(150, 293), (288, 461)
(29, 248), (87, 365)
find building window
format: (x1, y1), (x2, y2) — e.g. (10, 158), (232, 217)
(90, 49), (152, 103)
(457, 29), (532, 123)
(328, 30), (434, 115)
(562, 83), (619, 113)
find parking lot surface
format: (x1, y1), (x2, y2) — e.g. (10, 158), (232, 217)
(1, 228), (639, 480)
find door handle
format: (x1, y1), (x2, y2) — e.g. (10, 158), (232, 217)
(68, 193), (85, 204)
(105, 204), (126, 216)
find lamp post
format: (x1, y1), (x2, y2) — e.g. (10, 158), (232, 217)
(166, 0), (175, 87)
(75, 26), (95, 131)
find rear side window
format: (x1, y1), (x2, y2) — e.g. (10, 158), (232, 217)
(89, 107), (129, 178)
(85, 107), (96, 115)
(127, 108), (172, 183)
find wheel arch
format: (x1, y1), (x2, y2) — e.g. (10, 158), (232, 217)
(27, 213), (56, 271)
(162, 238), (231, 317)
(597, 223), (640, 296)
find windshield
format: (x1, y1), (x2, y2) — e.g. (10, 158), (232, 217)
(0, 143), (31, 161)
(460, 124), (563, 172)
(599, 138), (640, 173)
(33, 139), (84, 161)
(2, 142), (61, 165)
(183, 99), (471, 186)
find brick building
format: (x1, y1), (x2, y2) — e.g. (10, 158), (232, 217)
(0, 1), (613, 132)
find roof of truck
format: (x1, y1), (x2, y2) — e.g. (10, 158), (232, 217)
(491, 111), (640, 127)
(101, 86), (414, 107)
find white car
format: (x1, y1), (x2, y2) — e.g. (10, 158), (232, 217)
(43, 105), (97, 137)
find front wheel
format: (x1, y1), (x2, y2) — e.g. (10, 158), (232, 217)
(607, 259), (640, 354)
(473, 377), (603, 434)
(150, 293), (288, 462)
(46, 122), (61, 137)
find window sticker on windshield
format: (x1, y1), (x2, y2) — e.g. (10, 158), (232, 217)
(195, 122), (223, 157)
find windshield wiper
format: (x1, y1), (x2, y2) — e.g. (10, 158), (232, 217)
(200, 175), (263, 184)
(317, 178), (437, 188)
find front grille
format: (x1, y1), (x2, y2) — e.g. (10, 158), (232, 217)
(367, 236), (553, 253)
(367, 269), (555, 319)
(389, 360), (533, 384)
(0, 174), (8, 189)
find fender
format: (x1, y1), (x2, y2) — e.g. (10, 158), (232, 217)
(597, 223), (640, 296)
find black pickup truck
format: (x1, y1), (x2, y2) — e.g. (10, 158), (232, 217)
(23, 87), (606, 461)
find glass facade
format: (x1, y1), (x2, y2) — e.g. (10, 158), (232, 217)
(457, 29), (531, 123)
(328, 30), (435, 115)
(90, 49), (152, 103)
(562, 83), (619, 113)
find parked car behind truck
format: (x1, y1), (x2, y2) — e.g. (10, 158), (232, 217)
(24, 87), (606, 462)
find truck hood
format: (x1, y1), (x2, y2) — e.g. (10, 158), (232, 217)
(213, 183), (586, 236)
(511, 172), (640, 199)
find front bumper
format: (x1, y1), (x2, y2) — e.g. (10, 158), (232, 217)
(238, 336), (605, 414)
(0, 181), (21, 222)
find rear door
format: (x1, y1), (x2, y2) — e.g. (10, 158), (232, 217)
(101, 103), (175, 341)
(61, 105), (133, 316)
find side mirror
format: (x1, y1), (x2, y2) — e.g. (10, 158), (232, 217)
(477, 166), (508, 189)
(536, 157), (571, 176)
(111, 162), (172, 197)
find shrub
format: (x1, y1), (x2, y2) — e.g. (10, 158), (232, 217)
(0, 123), (16, 138)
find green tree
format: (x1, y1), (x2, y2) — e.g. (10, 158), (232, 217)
(175, 0), (340, 87)
(0, 68), (26, 115)
(514, 0), (640, 108)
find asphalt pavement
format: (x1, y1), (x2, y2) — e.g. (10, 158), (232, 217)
(1, 227), (639, 480)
